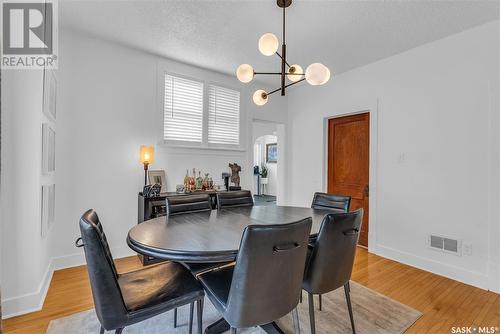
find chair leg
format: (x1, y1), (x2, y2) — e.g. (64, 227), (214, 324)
(344, 283), (356, 334)
(197, 298), (204, 334)
(174, 307), (178, 328)
(318, 294), (322, 311)
(308, 292), (316, 334)
(230, 327), (237, 334)
(189, 302), (195, 334)
(292, 307), (301, 334)
(115, 329), (123, 334)
(99, 326), (105, 334)
(299, 290), (302, 303)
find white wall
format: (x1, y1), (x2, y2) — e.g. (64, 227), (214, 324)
(1, 70), (54, 316)
(52, 30), (287, 267)
(287, 21), (500, 291)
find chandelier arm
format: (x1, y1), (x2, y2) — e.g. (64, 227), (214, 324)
(266, 87), (282, 97)
(267, 77), (306, 98)
(254, 72), (282, 75)
(284, 77), (306, 88)
(275, 52), (291, 68)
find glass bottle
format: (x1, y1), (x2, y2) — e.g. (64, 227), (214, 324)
(208, 175), (213, 190)
(202, 173), (209, 190)
(196, 171), (203, 190)
(183, 170), (189, 190)
(189, 168), (196, 192)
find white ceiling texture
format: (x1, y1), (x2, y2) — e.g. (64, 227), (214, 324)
(61, 0), (500, 79)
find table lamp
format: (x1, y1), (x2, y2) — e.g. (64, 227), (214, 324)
(139, 145), (155, 186)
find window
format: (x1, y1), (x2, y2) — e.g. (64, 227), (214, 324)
(163, 74), (204, 143)
(162, 73), (241, 149)
(208, 85), (240, 145)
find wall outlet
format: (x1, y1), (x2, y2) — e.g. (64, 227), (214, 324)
(463, 243), (472, 256)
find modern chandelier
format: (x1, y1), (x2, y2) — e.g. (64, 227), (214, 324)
(236, 0), (331, 106)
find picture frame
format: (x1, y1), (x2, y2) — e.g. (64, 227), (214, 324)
(42, 123), (56, 174)
(43, 69), (57, 121)
(148, 170), (167, 193)
(41, 184), (55, 238)
(266, 143), (278, 163)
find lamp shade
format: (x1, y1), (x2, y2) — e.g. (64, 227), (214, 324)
(287, 64), (303, 82)
(139, 145), (154, 164)
(305, 63), (331, 85)
(236, 64), (254, 83)
(258, 33), (279, 56)
(253, 90), (268, 106)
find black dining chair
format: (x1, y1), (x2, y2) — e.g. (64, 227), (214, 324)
(216, 190), (254, 209)
(166, 194), (231, 328)
(311, 192), (351, 212)
(166, 194), (231, 276)
(308, 192), (352, 310)
(197, 218), (312, 334)
(166, 194), (213, 216)
(77, 209), (204, 334)
(302, 209), (364, 334)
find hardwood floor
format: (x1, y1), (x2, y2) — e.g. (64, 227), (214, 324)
(3, 248), (500, 333)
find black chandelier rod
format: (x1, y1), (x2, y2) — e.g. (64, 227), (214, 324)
(267, 77), (305, 97)
(280, 4), (286, 96)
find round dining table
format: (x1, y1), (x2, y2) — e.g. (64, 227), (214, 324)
(127, 205), (333, 334)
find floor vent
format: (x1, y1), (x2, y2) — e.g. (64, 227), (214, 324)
(428, 234), (461, 255)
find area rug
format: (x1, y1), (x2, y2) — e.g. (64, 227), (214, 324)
(46, 281), (421, 334)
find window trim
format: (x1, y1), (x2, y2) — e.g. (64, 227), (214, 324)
(159, 69), (244, 151)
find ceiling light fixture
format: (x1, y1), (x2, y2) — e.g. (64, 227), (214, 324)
(237, 0), (331, 106)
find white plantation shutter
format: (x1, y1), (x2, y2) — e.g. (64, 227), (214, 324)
(208, 85), (240, 145)
(164, 74), (204, 142)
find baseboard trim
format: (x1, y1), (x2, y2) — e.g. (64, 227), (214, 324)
(1, 260), (54, 319)
(488, 261), (500, 293)
(1, 246), (135, 319)
(375, 244), (490, 291)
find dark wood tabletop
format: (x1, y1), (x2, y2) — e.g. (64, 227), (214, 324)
(127, 205), (333, 263)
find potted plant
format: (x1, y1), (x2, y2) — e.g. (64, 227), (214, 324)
(260, 164), (268, 185)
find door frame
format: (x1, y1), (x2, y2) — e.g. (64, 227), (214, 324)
(322, 100), (379, 253)
(250, 119), (287, 206)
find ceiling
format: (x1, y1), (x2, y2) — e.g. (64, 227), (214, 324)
(61, 0), (500, 82)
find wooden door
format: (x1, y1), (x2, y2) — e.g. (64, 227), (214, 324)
(328, 113), (370, 247)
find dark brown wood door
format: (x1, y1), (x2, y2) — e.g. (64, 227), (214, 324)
(328, 113), (370, 247)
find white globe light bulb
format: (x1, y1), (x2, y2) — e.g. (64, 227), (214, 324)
(287, 64), (304, 82)
(253, 90), (268, 106)
(258, 33), (279, 56)
(236, 64), (254, 83)
(305, 63), (331, 85)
